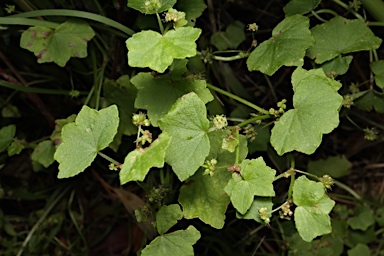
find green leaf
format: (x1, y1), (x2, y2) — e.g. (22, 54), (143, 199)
(126, 27), (201, 73)
(175, 0), (207, 26)
(50, 115), (77, 143)
(224, 157), (276, 214)
(248, 125), (271, 153)
(307, 16), (382, 64)
(284, 0), (321, 15)
(247, 15), (314, 76)
(347, 205), (375, 231)
(370, 60), (384, 88)
(293, 176), (335, 242)
(376, 207), (384, 227)
(270, 68), (343, 155)
(31, 140), (55, 168)
(320, 55), (353, 76)
(158, 93), (210, 181)
(131, 72), (213, 127)
(54, 105), (119, 178)
(103, 75), (138, 151)
(179, 169), (231, 229)
(128, 0), (176, 14)
(354, 90), (384, 113)
(8, 140), (25, 156)
(348, 244), (371, 256)
(210, 21), (245, 50)
(119, 133), (171, 184)
(20, 19), (95, 67)
(236, 197), (273, 224)
(141, 225), (200, 256)
(178, 130), (247, 228)
(0, 125), (16, 152)
(156, 204), (183, 234)
(2, 104), (21, 118)
(308, 155), (352, 178)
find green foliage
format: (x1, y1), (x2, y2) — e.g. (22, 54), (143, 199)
(224, 157), (276, 214)
(247, 15), (314, 75)
(307, 16), (382, 64)
(54, 105), (119, 178)
(271, 68), (343, 155)
(131, 72), (212, 127)
(308, 155), (352, 178)
(126, 27), (201, 73)
(141, 226), (200, 256)
(293, 176), (335, 242)
(156, 204), (183, 234)
(3, 0), (384, 254)
(120, 133), (171, 184)
(20, 20), (95, 66)
(158, 92), (210, 181)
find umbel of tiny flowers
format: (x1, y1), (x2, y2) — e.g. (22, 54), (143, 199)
(202, 159), (218, 176)
(213, 114), (228, 130)
(259, 207), (271, 224)
(132, 112), (150, 127)
(319, 174), (334, 189)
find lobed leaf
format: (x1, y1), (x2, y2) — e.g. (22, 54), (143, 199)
(20, 19), (95, 67)
(156, 204), (183, 234)
(126, 27), (201, 73)
(54, 105), (119, 178)
(307, 16), (382, 64)
(271, 68), (343, 155)
(247, 15), (314, 75)
(159, 93), (210, 181)
(128, 0), (176, 14)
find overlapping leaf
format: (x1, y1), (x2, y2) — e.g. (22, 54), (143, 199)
(211, 21), (245, 50)
(224, 157), (276, 214)
(237, 197), (273, 224)
(247, 15), (314, 75)
(307, 16), (382, 64)
(284, 0), (321, 15)
(178, 130), (248, 228)
(131, 72), (212, 127)
(354, 90), (384, 113)
(308, 155), (351, 178)
(370, 60), (384, 88)
(0, 125), (16, 152)
(175, 0), (207, 26)
(54, 105), (119, 178)
(119, 133), (171, 184)
(271, 68), (343, 155)
(156, 204), (183, 234)
(320, 55), (353, 76)
(141, 226), (200, 256)
(158, 93), (210, 181)
(126, 27), (201, 73)
(293, 176), (335, 242)
(20, 20), (95, 67)
(32, 140), (55, 168)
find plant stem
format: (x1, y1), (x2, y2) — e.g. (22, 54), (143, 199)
(156, 13), (164, 34)
(211, 54), (249, 61)
(97, 152), (121, 166)
(235, 127), (240, 165)
(333, 180), (362, 200)
(236, 115), (272, 128)
(0, 17), (59, 28)
(331, 0), (365, 21)
(206, 84), (270, 114)
(360, 0), (384, 22)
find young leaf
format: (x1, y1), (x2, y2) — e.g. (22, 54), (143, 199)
(270, 68), (343, 155)
(320, 55), (353, 76)
(128, 0), (176, 14)
(0, 125), (16, 152)
(8, 140), (25, 156)
(210, 21), (245, 50)
(131, 72), (213, 127)
(32, 140), (55, 168)
(141, 225), (200, 256)
(156, 204), (183, 234)
(347, 205), (375, 231)
(354, 90), (384, 113)
(246, 15), (314, 75)
(158, 93), (210, 181)
(348, 244), (371, 256)
(103, 75), (138, 151)
(224, 157), (276, 214)
(236, 197), (273, 224)
(307, 16), (382, 64)
(50, 115), (77, 143)
(20, 20), (95, 67)
(293, 176), (335, 242)
(126, 27), (201, 73)
(119, 133), (171, 184)
(308, 155), (352, 178)
(54, 105), (119, 178)
(370, 60), (384, 88)
(284, 0), (321, 15)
